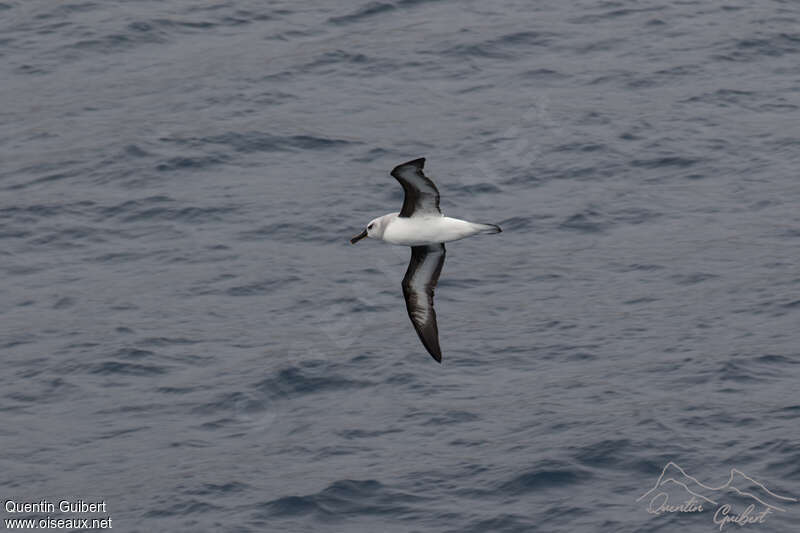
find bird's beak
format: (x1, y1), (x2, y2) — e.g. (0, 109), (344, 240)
(350, 229), (368, 244)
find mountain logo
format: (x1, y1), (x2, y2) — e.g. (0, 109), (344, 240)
(637, 461), (796, 530)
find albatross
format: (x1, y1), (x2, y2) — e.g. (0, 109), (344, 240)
(350, 158), (501, 363)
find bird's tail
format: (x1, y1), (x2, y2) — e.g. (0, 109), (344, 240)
(473, 223), (502, 234)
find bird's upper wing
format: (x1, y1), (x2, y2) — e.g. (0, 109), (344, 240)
(402, 243), (446, 362)
(390, 158), (441, 218)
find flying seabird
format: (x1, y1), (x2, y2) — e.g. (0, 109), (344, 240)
(350, 158), (501, 363)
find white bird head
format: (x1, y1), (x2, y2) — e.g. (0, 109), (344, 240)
(350, 215), (389, 244)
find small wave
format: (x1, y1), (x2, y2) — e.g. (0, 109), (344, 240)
(225, 277), (299, 297)
(163, 131), (356, 153)
(461, 514), (537, 533)
(682, 88), (755, 107)
(497, 216), (535, 231)
(155, 154), (230, 172)
(438, 277), (487, 289)
(14, 64), (48, 75)
(630, 156), (700, 169)
(610, 207), (661, 225)
(448, 182), (502, 195)
(623, 296), (658, 305)
(0, 202), (91, 219)
(755, 354), (797, 365)
(8, 168), (84, 190)
(670, 272), (718, 285)
(337, 428), (402, 439)
(616, 263), (664, 272)
(419, 410), (479, 426)
(149, 10), (273, 32)
(653, 64), (702, 78)
(554, 142), (608, 153)
(96, 426), (149, 441)
(4, 264), (48, 276)
(139, 337), (200, 346)
(101, 198), (238, 223)
(237, 221), (338, 243)
(28, 227), (97, 248)
(497, 462), (590, 495)
(566, 351), (596, 361)
(194, 391), (262, 415)
(183, 482), (250, 496)
(258, 479), (421, 519)
(1, 333), (37, 349)
(68, 29), (167, 54)
(518, 68), (568, 81)
(255, 366), (372, 399)
(715, 357), (786, 384)
(301, 49), (401, 75)
(440, 31), (553, 59)
(113, 348), (155, 360)
(151, 18), (216, 31)
(123, 144), (150, 157)
(88, 251), (152, 264)
(260, 495), (327, 518)
(90, 361), (168, 376)
(559, 209), (610, 233)
(157, 385), (203, 394)
(96, 195), (172, 216)
(773, 405), (800, 420)
(52, 296), (75, 310)
(329, 2), (395, 25)
(714, 33), (800, 61)
(327, 0), (443, 25)
(144, 499), (221, 518)
(55, 10), (275, 60)
(570, 7), (664, 24)
(572, 439), (632, 468)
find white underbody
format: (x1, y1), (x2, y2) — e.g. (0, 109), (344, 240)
(379, 213), (488, 246)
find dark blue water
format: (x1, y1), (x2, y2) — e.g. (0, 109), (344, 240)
(2, 1), (799, 531)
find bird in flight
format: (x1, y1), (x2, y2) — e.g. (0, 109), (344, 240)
(350, 158), (501, 363)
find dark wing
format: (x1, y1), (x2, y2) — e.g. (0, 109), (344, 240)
(390, 158), (441, 218)
(401, 244), (446, 363)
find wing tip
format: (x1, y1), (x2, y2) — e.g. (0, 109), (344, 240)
(414, 327), (443, 363)
(391, 157), (425, 176)
(407, 157), (425, 169)
(421, 335), (442, 363)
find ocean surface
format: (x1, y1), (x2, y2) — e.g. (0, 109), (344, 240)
(1, 1), (799, 531)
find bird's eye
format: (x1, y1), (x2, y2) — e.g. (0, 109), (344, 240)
(368, 224), (374, 230)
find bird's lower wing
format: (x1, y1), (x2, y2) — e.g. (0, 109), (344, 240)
(402, 243), (446, 362)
